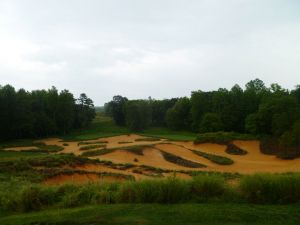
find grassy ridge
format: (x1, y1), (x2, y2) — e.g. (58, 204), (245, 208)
(194, 132), (256, 144)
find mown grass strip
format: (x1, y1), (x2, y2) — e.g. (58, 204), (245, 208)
(2, 203), (300, 225)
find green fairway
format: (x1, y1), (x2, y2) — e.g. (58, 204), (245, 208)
(62, 113), (197, 141)
(139, 127), (197, 141)
(1, 203), (300, 225)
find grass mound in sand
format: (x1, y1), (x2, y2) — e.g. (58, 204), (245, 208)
(191, 150), (234, 165)
(159, 150), (207, 168)
(225, 143), (248, 155)
(81, 144), (155, 157)
(135, 137), (161, 142)
(79, 144), (107, 151)
(1, 141), (64, 153)
(77, 140), (108, 146)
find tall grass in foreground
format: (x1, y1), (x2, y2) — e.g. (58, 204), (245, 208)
(1, 173), (300, 212)
(240, 173), (300, 204)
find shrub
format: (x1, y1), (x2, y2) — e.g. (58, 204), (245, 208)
(194, 132), (254, 144)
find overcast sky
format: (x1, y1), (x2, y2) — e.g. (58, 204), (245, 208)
(0, 0), (300, 105)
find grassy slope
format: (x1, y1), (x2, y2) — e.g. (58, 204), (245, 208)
(62, 113), (197, 141)
(1, 204), (300, 225)
(62, 114), (130, 141)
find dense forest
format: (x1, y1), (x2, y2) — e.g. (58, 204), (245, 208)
(105, 79), (300, 156)
(0, 85), (95, 140)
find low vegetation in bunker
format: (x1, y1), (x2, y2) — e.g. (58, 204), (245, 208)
(79, 144), (107, 151)
(159, 150), (207, 168)
(225, 143), (248, 155)
(191, 150), (234, 165)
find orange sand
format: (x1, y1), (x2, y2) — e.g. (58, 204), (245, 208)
(4, 146), (39, 151)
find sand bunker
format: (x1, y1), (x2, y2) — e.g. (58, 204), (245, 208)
(8, 134), (300, 177)
(4, 146), (39, 151)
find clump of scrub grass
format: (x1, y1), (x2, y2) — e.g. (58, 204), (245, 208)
(117, 177), (190, 203)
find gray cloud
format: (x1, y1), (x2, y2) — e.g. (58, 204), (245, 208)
(0, 0), (300, 105)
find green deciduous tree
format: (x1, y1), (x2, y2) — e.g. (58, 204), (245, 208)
(199, 113), (223, 133)
(124, 100), (152, 131)
(166, 97), (191, 130)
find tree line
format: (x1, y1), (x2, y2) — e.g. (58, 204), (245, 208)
(105, 79), (300, 149)
(0, 85), (95, 140)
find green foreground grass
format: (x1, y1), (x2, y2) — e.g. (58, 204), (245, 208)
(1, 203), (300, 225)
